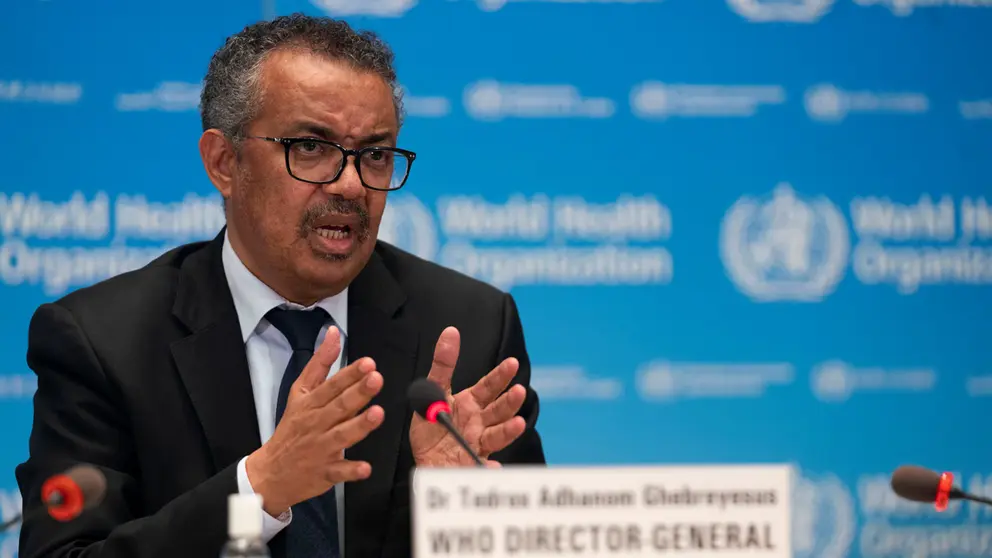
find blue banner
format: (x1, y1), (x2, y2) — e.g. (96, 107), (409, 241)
(2, 1), (992, 556)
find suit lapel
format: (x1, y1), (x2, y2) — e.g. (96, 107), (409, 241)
(344, 246), (419, 558)
(167, 235), (418, 556)
(170, 232), (261, 472)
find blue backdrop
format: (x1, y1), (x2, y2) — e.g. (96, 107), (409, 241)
(2, 0), (991, 556)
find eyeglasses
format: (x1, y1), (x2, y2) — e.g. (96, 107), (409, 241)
(247, 136), (416, 191)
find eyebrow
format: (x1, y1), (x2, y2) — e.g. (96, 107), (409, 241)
(292, 123), (394, 146)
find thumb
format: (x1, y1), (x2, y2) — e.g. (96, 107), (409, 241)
(426, 327), (460, 393)
(296, 326), (342, 393)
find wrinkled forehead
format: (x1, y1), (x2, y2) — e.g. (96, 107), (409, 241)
(253, 49), (399, 142)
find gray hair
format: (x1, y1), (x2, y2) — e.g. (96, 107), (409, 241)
(200, 13), (404, 145)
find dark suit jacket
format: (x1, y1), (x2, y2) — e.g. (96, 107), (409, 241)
(15, 231), (545, 558)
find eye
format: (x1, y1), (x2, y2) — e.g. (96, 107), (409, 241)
(293, 140), (323, 155)
(363, 150), (393, 167)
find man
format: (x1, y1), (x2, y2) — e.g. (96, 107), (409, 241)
(15, 13), (545, 558)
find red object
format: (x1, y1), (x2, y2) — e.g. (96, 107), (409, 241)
(41, 474), (84, 521)
(935, 472), (953, 512)
(426, 400), (450, 423)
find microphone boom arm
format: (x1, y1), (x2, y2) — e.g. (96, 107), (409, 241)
(959, 491), (992, 506)
(0, 513), (20, 533)
(436, 413), (485, 467)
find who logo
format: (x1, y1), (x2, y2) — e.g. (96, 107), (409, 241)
(309, 0), (417, 17)
(727, 0), (834, 22)
(377, 194), (439, 262)
(720, 183), (849, 302)
(792, 468), (856, 558)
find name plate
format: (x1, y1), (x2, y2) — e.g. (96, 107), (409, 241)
(412, 464), (791, 557)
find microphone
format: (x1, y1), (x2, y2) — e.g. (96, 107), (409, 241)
(891, 464), (992, 511)
(0, 464), (107, 532)
(407, 378), (485, 467)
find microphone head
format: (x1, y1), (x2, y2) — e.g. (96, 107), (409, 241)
(891, 465), (947, 503)
(407, 378), (450, 423)
(42, 464), (107, 521)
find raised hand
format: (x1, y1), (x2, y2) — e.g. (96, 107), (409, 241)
(246, 327), (385, 516)
(409, 327), (528, 467)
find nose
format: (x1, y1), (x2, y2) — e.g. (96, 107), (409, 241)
(322, 155), (365, 200)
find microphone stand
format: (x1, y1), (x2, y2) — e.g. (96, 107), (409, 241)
(1, 492), (66, 532)
(0, 513), (20, 532)
(957, 491), (992, 506)
(436, 413), (485, 467)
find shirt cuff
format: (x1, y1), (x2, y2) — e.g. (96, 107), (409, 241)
(237, 455), (291, 541)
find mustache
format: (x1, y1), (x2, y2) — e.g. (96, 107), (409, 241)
(299, 198), (371, 241)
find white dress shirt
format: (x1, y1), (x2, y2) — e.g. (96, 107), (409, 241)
(221, 231), (348, 553)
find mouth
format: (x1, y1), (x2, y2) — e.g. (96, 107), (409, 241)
(314, 224), (352, 240)
(308, 215), (365, 258)
(309, 224), (356, 258)
(300, 201), (370, 260)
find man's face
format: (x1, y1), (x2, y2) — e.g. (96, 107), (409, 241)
(226, 49), (397, 301)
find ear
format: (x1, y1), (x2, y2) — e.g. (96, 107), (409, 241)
(199, 129), (237, 199)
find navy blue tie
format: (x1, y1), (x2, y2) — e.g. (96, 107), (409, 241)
(266, 306), (340, 558)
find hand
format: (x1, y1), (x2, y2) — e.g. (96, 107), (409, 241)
(246, 327), (385, 516)
(409, 327), (527, 467)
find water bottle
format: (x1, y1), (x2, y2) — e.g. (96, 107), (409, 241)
(220, 493), (270, 558)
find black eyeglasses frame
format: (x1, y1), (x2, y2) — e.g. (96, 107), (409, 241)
(247, 136), (417, 192)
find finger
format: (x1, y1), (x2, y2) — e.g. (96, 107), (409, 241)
(322, 459), (372, 485)
(296, 326), (342, 392)
(479, 416), (526, 456)
(469, 357), (518, 407)
(308, 356), (377, 406)
(485, 460), (502, 469)
(480, 384), (526, 427)
(324, 404), (385, 452)
(426, 327), (460, 392)
(321, 369), (384, 425)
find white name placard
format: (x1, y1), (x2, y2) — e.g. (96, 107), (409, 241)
(412, 464), (791, 558)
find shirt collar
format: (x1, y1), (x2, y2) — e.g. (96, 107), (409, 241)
(221, 230), (348, 342)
